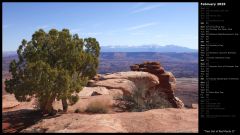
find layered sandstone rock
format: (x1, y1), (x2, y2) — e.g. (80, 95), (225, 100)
(130, 61), (164, 74)
(85, 62), (184, 108)
(102, 71), (159, 89)
(92, 78), (137, 95)
(78, 87), (110, 97)
(90, 71), (159, 96)
(130, 62), (184, 108)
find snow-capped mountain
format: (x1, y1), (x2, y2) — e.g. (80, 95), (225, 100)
(100, 44), (197, 52)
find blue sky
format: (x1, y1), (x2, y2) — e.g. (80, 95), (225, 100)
(3, 2), (198, 51)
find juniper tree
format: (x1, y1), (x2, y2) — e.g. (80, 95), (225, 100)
(5, 29), (100, 114)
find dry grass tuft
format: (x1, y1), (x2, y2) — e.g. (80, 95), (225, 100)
(85, 98), (110, 114)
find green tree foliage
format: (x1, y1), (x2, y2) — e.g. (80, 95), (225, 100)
(5, 29), (100, 114)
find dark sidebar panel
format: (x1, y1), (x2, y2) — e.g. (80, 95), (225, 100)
(199, 0), (239, 134)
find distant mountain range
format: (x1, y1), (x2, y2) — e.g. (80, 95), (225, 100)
(3, 45), (197, 56)
(100, 45), (197, 52)
(2, 51), (17, 57)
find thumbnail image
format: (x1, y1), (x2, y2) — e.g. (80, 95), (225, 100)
(2, 2), (198, 133)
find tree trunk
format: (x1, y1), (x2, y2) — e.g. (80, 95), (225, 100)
(62, 97), (68, 112)
(40, 95), (56, 115)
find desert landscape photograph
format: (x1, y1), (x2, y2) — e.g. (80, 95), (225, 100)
(2, 2), (198, 133)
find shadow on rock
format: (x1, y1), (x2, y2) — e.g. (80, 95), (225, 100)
(2, 109), (61, 133)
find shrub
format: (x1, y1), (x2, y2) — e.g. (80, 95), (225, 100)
(112, 91), (123, 100)
(118, 82), (173, 112)
(85, 99), (109, 114)
(145, 93), (173, 109)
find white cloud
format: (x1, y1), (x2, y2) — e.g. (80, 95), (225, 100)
(81, 32), (102, 36)
(131, 5), (162, 14)
(127, 22), (158, 31)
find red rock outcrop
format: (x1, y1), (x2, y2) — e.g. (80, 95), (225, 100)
(130, 61), (184, 108)
(130, 61), (164, 74)
(87, 63), (184, 108)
